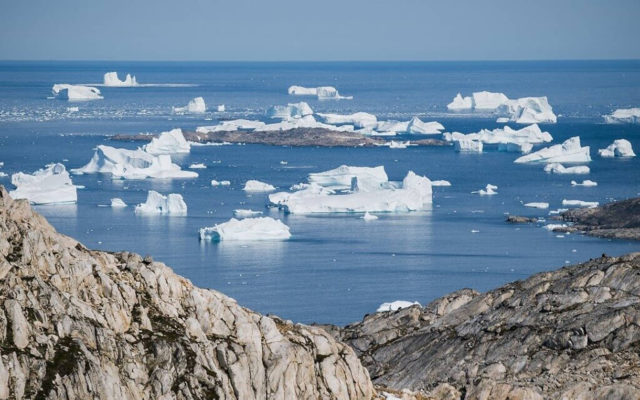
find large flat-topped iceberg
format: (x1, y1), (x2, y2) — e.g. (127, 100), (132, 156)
(308, 165), (388, 192)
(514, 137), (591, 164)
(135, 190), (187, 215)
(317, 112), (378, 129)
(52, 84), (103, 101)
(72, 145), (198, 179)
(267, 102), (313, 120)
(406, 117), (444, 135)
(243, 180), (276, 192)
(544, 163), (590, 174)
(603, 108), (640, 124)
(447, 91), (557, 123)
(103, 71), (138, 87)
(288, 85), (353, 100)
(173, 97), (206, 114)
(9, 163), (77, 205)
(444, 124), (552, 154)
(598, 139), (636, 158)
(199, 217), (291, 241)
(143, 128), (191, 155)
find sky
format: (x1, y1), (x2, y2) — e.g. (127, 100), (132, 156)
(1, 0), (639, 61)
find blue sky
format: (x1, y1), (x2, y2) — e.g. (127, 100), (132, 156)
(1, 0), (639, 61)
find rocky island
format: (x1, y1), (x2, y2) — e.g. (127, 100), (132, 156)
(560, 197), (640, 240)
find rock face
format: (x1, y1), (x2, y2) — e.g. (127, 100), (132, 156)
(329, 254), (640, 399)
(562, 197), (640, 240)
(0, 187), (373, 400)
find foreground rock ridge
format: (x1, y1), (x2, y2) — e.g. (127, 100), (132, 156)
(326, 254), (640, 399)
(0, 187), (373, 400)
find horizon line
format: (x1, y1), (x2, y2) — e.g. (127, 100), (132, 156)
(0, 58), (639, 63)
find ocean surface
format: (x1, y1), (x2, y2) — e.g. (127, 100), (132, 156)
(0, 60), (639, 325)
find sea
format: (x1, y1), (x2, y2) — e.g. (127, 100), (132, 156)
(0, 60), (639, 325)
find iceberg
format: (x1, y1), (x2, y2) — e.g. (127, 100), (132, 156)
(317, 112), (378, 129)
(431, 180), (451, 187)
(406, 117), (444, 135)
(524, 202), (549, 209)
(9, 163), (77, 205)
(217, 104), (225, 112)
(189, 163), (206, 169)
(544, 224), (568, 231)
(233, 209), (263, 218)
(473, 184), (498, 196)
(72, 145), (198, 180)
(267, 102), (313, 120)
(52, 84), (102, 101)
(143, 128), (190, 155)
(543, 163), (590, 175)
(287, 85), (352, 100)
(197, 119), (267, 133)
(308, 165), (388, 192)
(173, 97), (206, 114)
(211, 180), (231, 186)
(603, 108), (640, 124)
(362, 212), (378, 221)
(243, 180), (276, 192)
(135, 191), (187, 215)
(199, 217), (291, 241)
(598, 139), (636, 158)
(110, 198), (127, 208)
(103, 72), (138, 87)
(454, 139), (483, 153)
(562, 199), (599, 208)
(376, 301), (420, 313)
(571, 180), (597, 187)
(447, 92), (557, 123)
(447, 93), (474, 110)
(498, 142), (533, 154)
(514, 137), (591, 164)
(444, 124), (552, 150)
(388, 140), (410, 149)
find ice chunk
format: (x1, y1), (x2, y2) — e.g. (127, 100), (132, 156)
(548, 208), (568, 215)
(243, 180), (276, 192)
(603, 108), (640, 124)
(173, 97), (206, 114)
(571, 180), (597, 187)
(473, 184), (498, 196)
(447, 93), (473, 110)
(233, 209), (263, 218)
(189, 163), (206, 169)
(445, 124), (552, 150)
(543, 163), (590, 174)
(376, 301), (420, 312)
(72, 145), (198, 180)
(135, 191), (187, 215)
(499, 97), (557, 124)
(562, 199), (599, 208)
(103, 72), (138, 87)
(406, 117), (445, 134)
(308, 165), (388, 192)
(52, 84), (103, 101)
(454, 139), (483, 153)
(515, 137), (591, 164)
(267, 102), (313, 120)
(288, 85), (352, 100)
(317, 112), (378, 129)
(217, 104), (225, 112)
(9, 163), (77, 204)
(110, 198), (127, 208)
(431, 180), (451, 187)
(143, 128), (190, 155)
(496, 117), (510, 123)
(544, 223), (567, 231)
(524, 202), (549, 209)
(388, 140), (410, 149)
(362, 212), (378, 221)
(211, 180), (231, 186)
(598, 139), (636, 158)
(199, 217), (291, 241)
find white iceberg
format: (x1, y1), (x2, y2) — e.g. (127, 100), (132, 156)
(543, 163), (590, 174)
(267, 102), (313, 120)
(288, 85), (352, 100)
(135, 191), (187, 215)
(406, 117), (445, 134)
(473, 184), (498, 196)
(217, 104), (225, 112)
(110, 198), (127, 208)
(143, 128), (190, 155)
(388, 140), (410, 149)
(197, 119), (268, 133)
(376, 301), (420, 313)
(308, 165), (388, 192)
(211, 180), (231, 186)
(431, 180), (451, 187)
(243, 180), (276, 192)
(447, 92), (556, 123)
(454, 139), (483, 153)
(373, 117), (444, 136)
(233, 209), (263, 218)
(444, 124), (552, 151)
(497, 142), (533, 154)
(103, 72), (138, 87)
(571, 180), (597, 187)
(544, 224), (568, 231)
(317, 112), (378, 129)
(72, 145), (198, 180)
(362, 212), (378, 221)
(603, 108), (640, 124)
(199, 217), (291, 241)
(173, 97), (206, 114)
(598, 139), (636, 158)
(447, 93), (474, 110)
(52, 84), (102, 101)
(189, 163), (206, 169)
(524, 202), (549, 209)
(9, 163), (77, 205)
(562, 199), (599, 208)
(514, 137), (591, 164)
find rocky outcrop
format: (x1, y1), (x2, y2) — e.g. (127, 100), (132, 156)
(0, 187), (373, 400)
(505, 215), (539, 224)
(562, 197), (640, 240)
(329, 254), (640, 399)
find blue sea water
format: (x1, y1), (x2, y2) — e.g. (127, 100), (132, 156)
(0, 60), (639, 325)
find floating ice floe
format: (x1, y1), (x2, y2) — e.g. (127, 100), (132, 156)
(454, 139), (483, 153)
(317, 112), (378, 129)
(562, 199), (599, 208)
(543, 163), (590, 175)
(143, 128), (190, 155)
(217, 104), (225, 112)
(243, 180), (276, 192)
(189, 163), (206, 169)
(288, 85), (353, 100)
(571, 180), (598, 187)
(308, 165), (388, 192)
(544, 224), (567, 231)
(233, 209), (263, 218)
(548, 208), (568, 215)
(603, 108), (640, 124)
(598, 139), (636, 158)
(444, 124), (552, 154)
(473, 184), (498, 196)
(406, 117), (445, 135)
(267, 102), (313, 120)
(515, 137), (590, 164)
(269, 169), (432, 214)
(376, 301), (420, 313)
(362, 212), (378, 221)
(72, 145), (198, 180)
(173, 97), (206, 114)
(110, 198), (127, 208)
(135, 191), (187, 215)
(103, 72), (138, 87)
(9, 163), (77, 204)
(199, 217), (291, 241)
(211, 180), (231, 186)
(387, 140), (411, 149)
(524, 202), (549, 209)
(52, 84), (103, 101)
(431, 180), (451, 187)
(371, 117), (444, 136)
(447, 91), (557, 123)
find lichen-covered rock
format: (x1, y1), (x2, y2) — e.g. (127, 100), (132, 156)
(0, 187), (373, 400)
